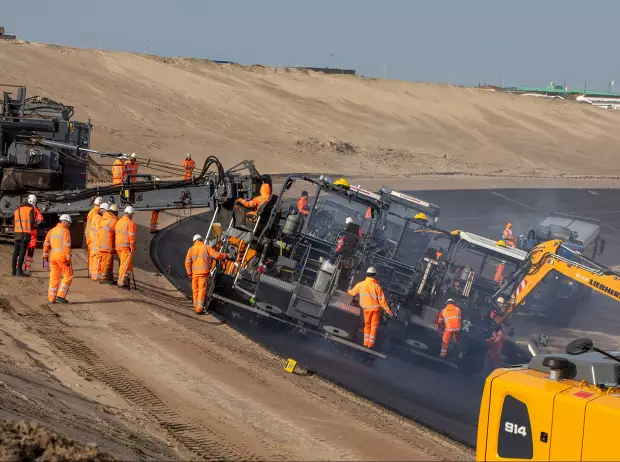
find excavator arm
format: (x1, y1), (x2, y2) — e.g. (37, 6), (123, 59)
(494, 239), (620, 324)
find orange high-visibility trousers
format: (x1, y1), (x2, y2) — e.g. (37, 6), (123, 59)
(98, 251), (115, 282)
(150, 211), (159, 233)
(117, 249), (133, 287)
(48, 259), (74, 302)
(90, 250), (101, 281)
(192, 275), (207, 312)
(440, 329), (459, 358)
(363, 309), (381, 348)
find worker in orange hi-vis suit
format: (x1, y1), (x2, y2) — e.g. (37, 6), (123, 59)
(115, 206), (137, 289)
(23, 205), (44, 274)
(436, 298), (462, 359)
(183, 153), (196, 180)
(347, 267), (393, 349)
(297, 191), (310, 216)
(502, 223), (516, 248)
(150, 210), (160, 233)
(123, 153), (138, 184)
(185, 234), (231, 314)
(236, 183), (271, 211)
(97, 203), (119, 284)
(85, 196), (103, 279)
(42, 214), (74, 304)
(112, 156), (125, 185)
(88, 202), (108, 281)
(494, 260), (506, 285)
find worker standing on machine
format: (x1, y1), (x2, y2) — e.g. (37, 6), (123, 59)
(43, 214), (73, 304)
(115, 206), (137, 289)
(150, 210), (160, 233)
(185, 234), (231, 314)
(502, 223), (516, 248)
(12, 194), (37, 277)
(89, 202), (108, 281)
(23, 204), (44, 275)
(183, 153), (195, 180)
(85, 197), (103, 279)
(436, 298), (462, 359)
(297, 191), (310, 216)
(347, 267), (393, 349)
(112, 155), (125, 185)
(124, 153), (138, 184)
(97, 204), (119, 284)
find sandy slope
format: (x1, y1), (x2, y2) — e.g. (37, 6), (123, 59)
(1, 40), (620, 187)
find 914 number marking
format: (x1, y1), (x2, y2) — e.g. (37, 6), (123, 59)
(505, 422), (528, 436)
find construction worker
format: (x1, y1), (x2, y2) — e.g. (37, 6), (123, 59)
(150, 210), (160, 233)
(297, 191), (310, 216)
(116, 206), (137, 289)
(88, 202), (108, 281)
(43, 214), (73, 304)
(494, 260), (506, 284)
(85, 197), (103, 279)
(23, 205), (44, 274)
(486, 309), (504, 369)
(234, 181), (272, 225)
(183, 153), (195, 180)
(413, 212), (429, 227)
(347, 267), (393, 349)
(436, 298), (462, 359)
(12, 194), (37, 277)
(185, 234), (231, 314)
(112, 156), (125, 185)
(97, 203), (119, 284)
(435, 246), (444, 261)
(502, 223), (516, 248)
(124, 153), (138, 184)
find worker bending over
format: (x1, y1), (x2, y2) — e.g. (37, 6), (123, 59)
(85, 197), (103, 279)
(43, 214), (74, 304)
(502, 223), (516, 247)
(115, 206), (137, 288)
(124, 153), (138, 184)
(348, 267), (393, 349)
(12, 194), (38, 277)
(185, 234), (231, 314)
(297, 191), (310, 216)
(112, 155), (125, 185)
(436, 298), (462, 359)
(183, 153), (195, 180)
(97, 204), (119, 284)
(23, 204), (44, 274)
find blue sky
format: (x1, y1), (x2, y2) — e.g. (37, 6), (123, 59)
(5, 0), (619, 90)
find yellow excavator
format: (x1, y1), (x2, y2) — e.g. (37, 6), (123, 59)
(476, 240), (620, 461)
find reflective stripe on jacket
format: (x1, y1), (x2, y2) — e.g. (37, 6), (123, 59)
(97, 212), (118, 252)
(85, 205), (100, 246)
(185, 240), (227, 276)
(124, 160), (138, 183)
(297, 197), (310, 215)
(438, 303), (462, 331)
(89, 214), (102, 252)
(115, 215), (137, 250)
(112, 159), (125, 183)
(348, 276), (391, 313)
(13, 205), (34, 234)
(183, 159), (195, 171)
(43, 223), (71, 261)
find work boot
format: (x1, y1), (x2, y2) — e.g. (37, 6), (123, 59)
(100, 280), (114, 285)
(195, 310), (205, 315)
(23, 268), (32, 276)
(11, 269), (16, 276)
(15, 270), (30, 277)
(54, 297), (68, 304)
(117, 284), (129, 290)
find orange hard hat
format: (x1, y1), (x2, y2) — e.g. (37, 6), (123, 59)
(507, 223), (513, 228)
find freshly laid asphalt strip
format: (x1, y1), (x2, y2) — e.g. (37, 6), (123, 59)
(151, 188), (620, 447)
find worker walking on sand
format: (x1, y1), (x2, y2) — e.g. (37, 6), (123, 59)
(150, 210), (160, 233)
(85, 197), (103, 279)
(12, 194), (38, 277)
(97, 204), (119, 284)
(124, 153), (138, 184)
(112, 155), (125, 185)
(185, 234), (231, 314)
(23, 204), (44, 275)
(348, 267), (393, 349)
(115, 206), (137, 289)
(183, 153), (195, 180)
(502, 223), (516, 248)
(43, 214), (74, 304)
(88, 202), (108, 280)
(436, 298), (462, 359)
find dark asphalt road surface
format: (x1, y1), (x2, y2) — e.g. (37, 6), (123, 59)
(152, 187), (620, 447)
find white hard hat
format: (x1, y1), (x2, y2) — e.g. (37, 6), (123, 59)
(193, 234), (202, 242)
(366, 266), (377, 275)
(131, 153), (137, 159)
(94, 196), (103, 206)
(100, 202), (110, 211)
(124, 206), (135, 214)
(186, 153), (191, 159)
(345, 217), (353, 224)
(109, 204), (119, 212)
(497, 297), (505, 304)
(59, 214), (72, 224)
(27, 194), (37, 206)
(447, 298), (454, 304)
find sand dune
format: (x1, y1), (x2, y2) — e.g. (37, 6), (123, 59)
(1, 40), (620, 186)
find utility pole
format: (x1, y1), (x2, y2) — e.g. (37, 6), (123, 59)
(613, 71), (616, 95)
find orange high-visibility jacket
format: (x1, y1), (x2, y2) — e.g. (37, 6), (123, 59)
(112, 159), (125, 184)
(185, 240), (227, 277)
(297, 196), (310, 215)
(438, 303), (462, 331)
(43, 223), (72, 262)
(183, 159), (195, 171)
(124, 160), (138, 183)
(13, 204), (35, 235)
(115, 215), (137, 251)
(85, 205), (100, 247)
(88, 213), (102, 252)
(97, 212), (118, 253)
(237, 183), (271, 210)
(348, 277), (392, 314)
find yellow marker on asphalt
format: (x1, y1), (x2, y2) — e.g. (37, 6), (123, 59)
(284, 359), (297, 373)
